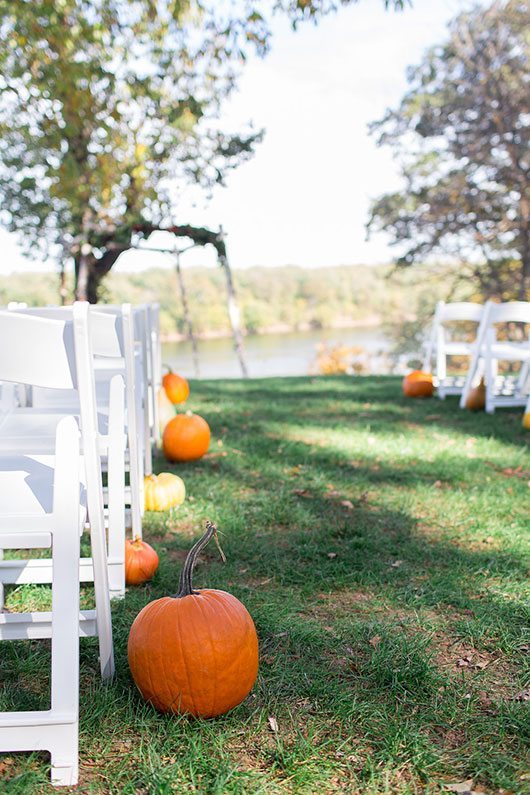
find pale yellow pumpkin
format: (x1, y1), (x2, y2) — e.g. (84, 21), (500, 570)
(144, 473), (186, 512)
(158, 387), (176, 439)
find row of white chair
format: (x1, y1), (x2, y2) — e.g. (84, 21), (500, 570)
(0, 301), (162, 786)
(422, 300), (530, 413)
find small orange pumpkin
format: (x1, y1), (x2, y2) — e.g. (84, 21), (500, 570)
(128, 522), (259, 718)
(125, 537), (159, 585)
(402, 370), (434, 398)
(465, 378), (486, 411)
(163, 412), (210, 462)
(162, 367), (190, 405)
(523, 412), (530, 430)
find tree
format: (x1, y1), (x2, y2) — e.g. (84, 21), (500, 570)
(0, 0), (404, 302)
(368, 1), (530, 300)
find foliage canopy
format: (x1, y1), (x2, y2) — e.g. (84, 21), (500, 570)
(368, 1), (530, 299)
(0, 0), (404, 301)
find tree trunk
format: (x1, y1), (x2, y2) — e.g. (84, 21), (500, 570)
(519, 194), (530, 300)
(59, 261), (68, 306)
(75, 246), (130, 304)
(75, 252), (91, 302)
(175, 250), (200, 378)
(217, 231), (249, 378)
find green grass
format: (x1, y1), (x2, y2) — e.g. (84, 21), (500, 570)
(1, 376), (529, 794)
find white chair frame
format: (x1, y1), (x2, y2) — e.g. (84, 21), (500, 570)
(0, 417), (84, 786)
(0, 310), (93, 786)
(459, 301), (530, 413)
(0, 306), (114, 679)
(423, 301), (484, 399)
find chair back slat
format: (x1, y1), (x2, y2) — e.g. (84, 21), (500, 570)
(438, 302), (484, 323)
(0, 310), (76, 389)
(487, 301), (530, 325)
(10, 306), (123, 359)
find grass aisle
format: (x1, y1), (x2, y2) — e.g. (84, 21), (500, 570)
(2, 376), (529, 794)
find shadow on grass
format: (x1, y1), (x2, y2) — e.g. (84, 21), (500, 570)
(1, 375), (529, 792)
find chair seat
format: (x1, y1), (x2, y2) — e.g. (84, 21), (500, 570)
(0, 453), (86, 518)
(0, 408), (112, 452)
(0, 453), (57, 515)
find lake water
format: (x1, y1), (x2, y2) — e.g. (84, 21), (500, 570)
(161, 325), (391, 379)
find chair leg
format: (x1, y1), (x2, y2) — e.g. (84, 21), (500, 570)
(485, 351), (495, 414)
(107, 376), (126, 598)
(49, 724), (79, 787)
(50, 416), (82, 785)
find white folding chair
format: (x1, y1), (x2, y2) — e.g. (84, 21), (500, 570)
(3, 305), (127, 598)
(0, 306), (114, 679)
(422, 301), (484, 399)
(90, 304), (145, 536)
(460, 301), (530, 413)
(13, 304), (141, 539)
(0, 313), (88, 785)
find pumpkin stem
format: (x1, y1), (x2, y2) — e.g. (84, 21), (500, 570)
(162, 363), (173, 374)
(173, 521), (226, 598)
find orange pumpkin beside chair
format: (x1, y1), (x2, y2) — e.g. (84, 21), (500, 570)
(402, 370), (434, 398)
(465, 378), (486, 411)
(162, 367), (190, 405)
(128, 522), (259, 718)
(163, 412), (210, 462)
(125, 538), (159, 585)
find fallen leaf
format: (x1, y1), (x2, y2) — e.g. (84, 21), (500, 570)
(389, 560), (403, 568)
(369, 635), (382, 648)
(267, 716), (279, 733)
(324, 489), (341, 498)
(434, 480), (443, 488)
(292, 488), (312, 498)
(327, 552), (337, 559)
(340, 499), (354, 509)
(445, 780), (474, 793)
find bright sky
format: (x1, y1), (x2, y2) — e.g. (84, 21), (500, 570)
(0, 0), (477, 275)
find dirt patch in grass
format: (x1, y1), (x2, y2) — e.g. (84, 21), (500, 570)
(429, 630), (518, 700)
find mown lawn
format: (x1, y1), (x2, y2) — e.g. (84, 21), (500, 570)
(1, 376), (529, 794)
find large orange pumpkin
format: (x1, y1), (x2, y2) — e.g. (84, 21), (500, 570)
(163, 412), (210, 462)
(465, 378), (486, 411)
(402, 370), (434, 398)
(125, 538), (159, 585)
(128, 522), (259, 718)
(162, 368), (190, 405)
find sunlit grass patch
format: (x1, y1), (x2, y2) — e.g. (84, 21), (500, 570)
(1, 376), (529, 793)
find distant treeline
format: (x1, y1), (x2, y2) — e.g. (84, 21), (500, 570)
(0, 262), (473, 341)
